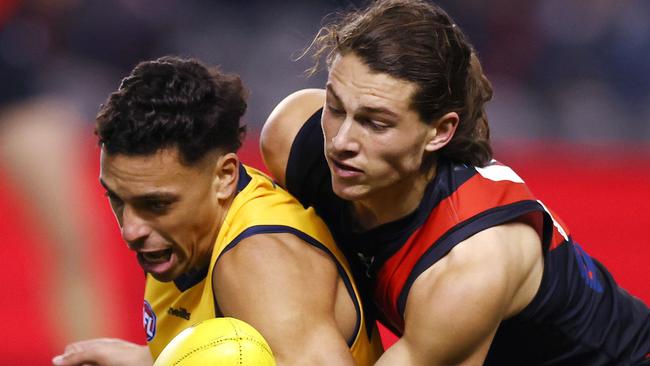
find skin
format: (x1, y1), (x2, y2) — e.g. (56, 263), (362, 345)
(265, 54), (458, 229)
(261, 52), (544, 365)
(53, 147), (359, 366)
(321, 54), (454, 228)
(100, 148), (231, 282)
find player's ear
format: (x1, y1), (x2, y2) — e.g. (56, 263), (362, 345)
(213, 152), (239, 200)
(424, 112), (459, 152)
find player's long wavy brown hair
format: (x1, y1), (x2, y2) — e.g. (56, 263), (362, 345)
(306, 0), (493, 167)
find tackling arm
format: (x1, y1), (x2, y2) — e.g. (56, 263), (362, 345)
(376, 222), (543, 366)
(260, 89), (325, 187)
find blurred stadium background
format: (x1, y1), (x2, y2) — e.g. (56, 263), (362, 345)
(1, 0), (648, 363)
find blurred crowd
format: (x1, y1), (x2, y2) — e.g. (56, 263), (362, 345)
(1, 0), (649, 139)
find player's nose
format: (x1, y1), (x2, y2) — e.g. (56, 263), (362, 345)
(331, 117), (361, 153)
(120, 205), (151, 248)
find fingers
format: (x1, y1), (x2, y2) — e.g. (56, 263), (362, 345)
(62, 338), (112, 354)
(52, 338), (152, 366)
(52, 350), (99, 365)
(53, 338), (114, 366)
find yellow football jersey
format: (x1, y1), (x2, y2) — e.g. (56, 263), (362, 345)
(143, 164), (383, 365)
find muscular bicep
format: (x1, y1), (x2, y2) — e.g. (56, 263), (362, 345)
(399, 252), (508, 365)
(213, 232), (355, 366)
(378, 222), (543, 365)
(260, 89), (325, 187)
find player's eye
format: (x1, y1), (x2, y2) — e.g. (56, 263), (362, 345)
(326, 104), (345, 116)
(105, 191), (123, 206)
(359, 117), (389, 132)
(368, 120), (389, 132)
(145, 200), (171, 213)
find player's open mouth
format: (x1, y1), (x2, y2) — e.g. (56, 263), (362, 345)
(139, 248), (173, 264)
(137, 248), (176, 277)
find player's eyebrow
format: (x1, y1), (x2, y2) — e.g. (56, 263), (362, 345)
(325, 84), (342, 104)
(99, 178), (178, 202)
(99, 178), (118, 197)
(358, 105), (399, 119)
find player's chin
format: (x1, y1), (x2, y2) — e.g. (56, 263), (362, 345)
(331, 181), (369, 201)
(148, 269), (179, 283)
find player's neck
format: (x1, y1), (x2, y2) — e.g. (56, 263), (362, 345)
(352, 169), (434, 230)
(196, 193), (236, 269)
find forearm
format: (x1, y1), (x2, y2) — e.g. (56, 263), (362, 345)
(254, 312), (355, 366)
(276, 350), (354, 366)
(375, 339), (416, 366)
(376, 338), (486, 366)
(273, 333), (355, 366)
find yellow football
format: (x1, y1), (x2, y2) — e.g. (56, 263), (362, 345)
(153, 317), (276, 366)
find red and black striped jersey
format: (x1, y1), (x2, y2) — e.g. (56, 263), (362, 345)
(286, 109), (650, 365)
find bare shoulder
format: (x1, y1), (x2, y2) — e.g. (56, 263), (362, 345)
(213, 231), (340, 317)
(213, 232), (355, 365)
(394, 222), (543, 364)
(260, 89), (325, 187)
(406, 223), (535, 322)
(418, 222), (543, 317)
(215, 231), (336, 281)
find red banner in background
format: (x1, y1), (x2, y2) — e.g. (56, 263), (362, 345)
(500, 141), (650, 305)
(0, 0), (20, 27)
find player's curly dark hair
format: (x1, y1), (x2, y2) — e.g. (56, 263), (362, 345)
(307, 0), (493, 167)
(96, 56), (247, 164)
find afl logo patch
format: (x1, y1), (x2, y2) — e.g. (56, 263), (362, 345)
(143, 300), (157, 341)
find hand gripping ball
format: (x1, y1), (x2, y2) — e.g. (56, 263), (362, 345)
(154, 317), (276, 366)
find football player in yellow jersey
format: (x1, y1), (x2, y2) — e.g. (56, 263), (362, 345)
(52, 56), (382, 366)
